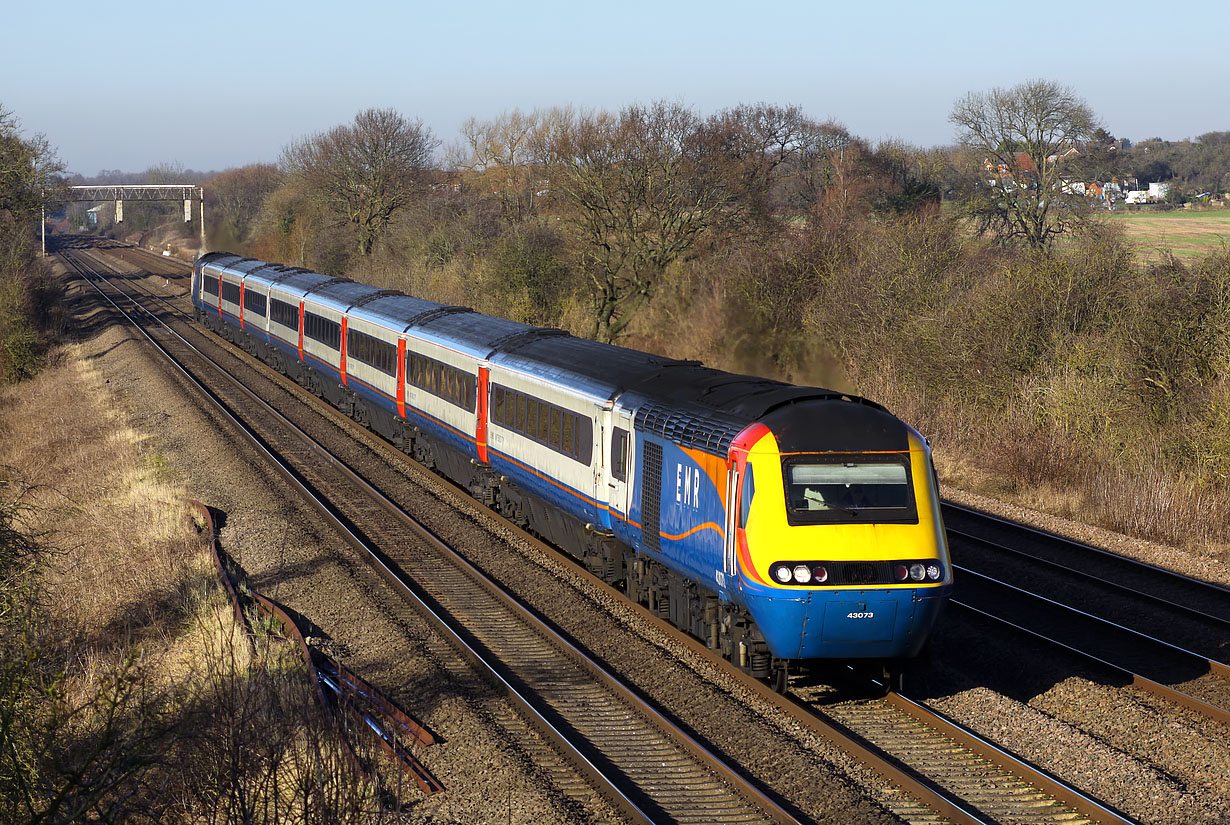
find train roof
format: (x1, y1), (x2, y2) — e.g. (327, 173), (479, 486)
(223, 259), (273, 277)
(411, 310), (538, 360)
(265, 269), (335, 296)
(197, 251), (243, 268)
(191, 254), (902, 454)
(347, 294), (447, 332)
(303, 280), (388, 313)
(499, 333), (895, 455)
(760, 398), (911, 453)
(493, 334), (679, 402)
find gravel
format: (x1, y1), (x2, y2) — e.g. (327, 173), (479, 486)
(62, 259), (618, 825)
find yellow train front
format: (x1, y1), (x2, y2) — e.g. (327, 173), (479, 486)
(724, 399), (950, 669)
(628, 390), (949, 684)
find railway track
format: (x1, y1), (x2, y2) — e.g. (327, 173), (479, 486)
(62, 239), (1157, 824)
(944, 503), (1230, 724)
(61, 246), (805, 825)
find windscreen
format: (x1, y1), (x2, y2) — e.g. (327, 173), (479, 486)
(784, 457), (917, 524)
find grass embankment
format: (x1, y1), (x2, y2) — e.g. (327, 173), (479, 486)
(0, 340), (381, 822)
(1112, 207), (1230, 261)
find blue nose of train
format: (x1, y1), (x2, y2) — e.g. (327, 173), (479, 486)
(745, 584), (951, 660)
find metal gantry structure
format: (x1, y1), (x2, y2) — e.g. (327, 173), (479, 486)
(43, 184), (206, 256)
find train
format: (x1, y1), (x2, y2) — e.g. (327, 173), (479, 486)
(191, 252), (951, 689)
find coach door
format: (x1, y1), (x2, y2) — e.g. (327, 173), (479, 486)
(602, 403), (634, 535)
(723, 463), (739, 589)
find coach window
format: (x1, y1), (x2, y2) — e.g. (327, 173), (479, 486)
(244, 288), (266, 316)
(612, 428), (629, 481)
(531, 399), (542, 438)
(548, 408), (561, 448)
(533, 405), (548, 445)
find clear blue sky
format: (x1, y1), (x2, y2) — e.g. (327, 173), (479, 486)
(4, 0), (1226, 176)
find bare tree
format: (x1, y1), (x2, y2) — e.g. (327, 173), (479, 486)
(0, 104), (63, 231)
(537, 102), (738, 342)
(207, 164), (283, 247)
(452, 109), (551, 221)
(705, 103), (854, 217)
(950, 79), (1098, 248)
(282, 108), (437, 256)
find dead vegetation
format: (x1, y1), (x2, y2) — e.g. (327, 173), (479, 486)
(0, 348), (405, 823)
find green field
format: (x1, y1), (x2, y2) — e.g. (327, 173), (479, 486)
(1111, 207), (1230, 261)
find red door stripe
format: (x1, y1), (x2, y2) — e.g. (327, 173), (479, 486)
(476, 365), (489, 464)
(396, 338), (406, 418)
(340, 316), (348, 387)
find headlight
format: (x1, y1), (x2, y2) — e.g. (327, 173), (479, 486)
(773, 565), (793, 584)
(926, 563), (942, 581)
(909, 563), (926, 581)
(793, 564), (812, 584)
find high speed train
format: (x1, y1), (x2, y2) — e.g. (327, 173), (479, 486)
(192, 252), (951, 689)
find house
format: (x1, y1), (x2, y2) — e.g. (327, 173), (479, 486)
(1046, 146), (1081, 164)
(1125, 190), (1149, 204)
(1148, 182), (1172, 201)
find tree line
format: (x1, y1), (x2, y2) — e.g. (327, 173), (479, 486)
(9, 86), (1230, 552)
(0, 104), (62, 381)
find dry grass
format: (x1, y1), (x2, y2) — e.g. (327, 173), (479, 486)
(0, 342), (390, 822)
(0, 345), (197, 660)
(1110, 208), (1230, 262)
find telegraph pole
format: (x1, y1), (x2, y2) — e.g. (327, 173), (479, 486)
(199, 186), (206, 256)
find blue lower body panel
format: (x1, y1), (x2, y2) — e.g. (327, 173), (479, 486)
(743, 584), (950, 660)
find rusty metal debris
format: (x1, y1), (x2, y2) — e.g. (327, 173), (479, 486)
(191, 500), (443, 797)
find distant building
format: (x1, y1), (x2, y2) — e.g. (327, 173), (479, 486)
(1147, 182), (1172, 201)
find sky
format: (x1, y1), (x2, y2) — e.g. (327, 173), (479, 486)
(4, 0), (1227, 177)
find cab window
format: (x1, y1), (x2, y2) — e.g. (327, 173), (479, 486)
(782, 455), (917, 525)
(739, 463), (754, 528)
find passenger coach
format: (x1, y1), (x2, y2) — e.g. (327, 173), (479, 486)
(192, 253), (951, 688)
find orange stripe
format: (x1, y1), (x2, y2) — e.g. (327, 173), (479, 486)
(660, 521), (725, 541)
(610, 510), (641, 529)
